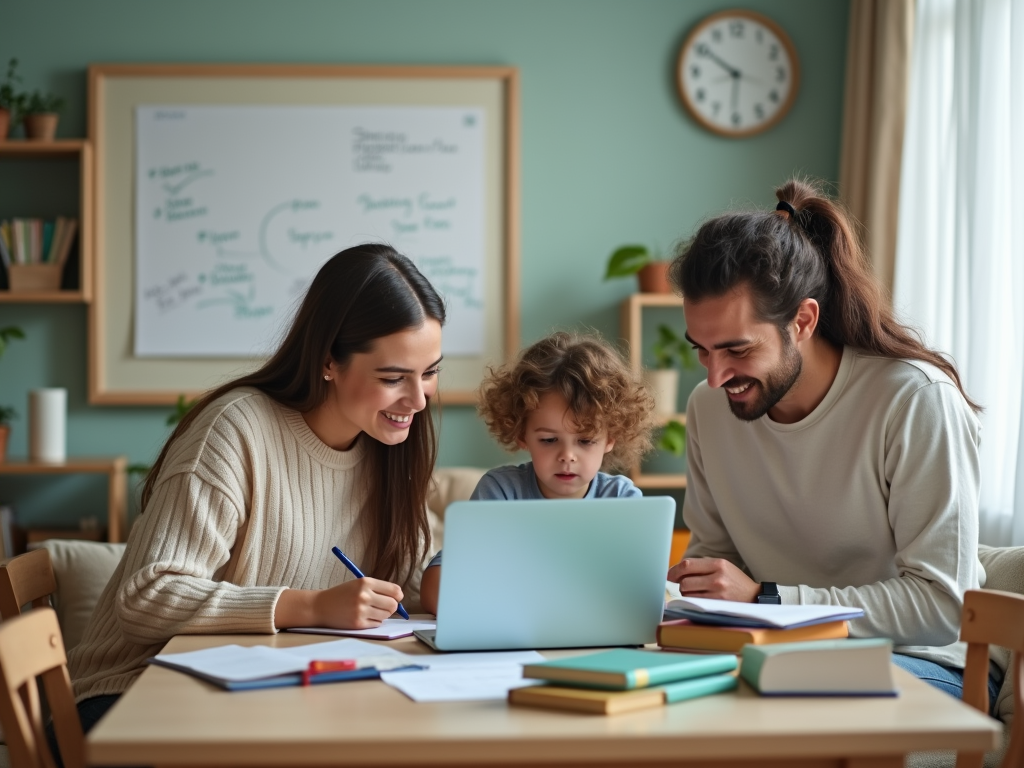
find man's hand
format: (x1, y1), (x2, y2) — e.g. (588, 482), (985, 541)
(667, 557), (761, 603)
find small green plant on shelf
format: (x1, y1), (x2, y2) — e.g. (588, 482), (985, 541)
(23, 89), (65, 116)
(604, 243), (673, 293)
(0, 59), (24, 117)
(658, 419), (686, 457)
(0, 326), (26, 427)
(604, 244), (661, 280)
(652, 323), (696, 371)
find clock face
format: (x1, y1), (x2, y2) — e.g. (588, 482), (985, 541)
(677, 11), (799, 137)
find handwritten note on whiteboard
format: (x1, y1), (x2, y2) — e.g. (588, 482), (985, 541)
(134, 105), (485, 357)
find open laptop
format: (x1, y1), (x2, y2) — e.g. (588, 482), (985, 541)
(414, 496), (675, 651)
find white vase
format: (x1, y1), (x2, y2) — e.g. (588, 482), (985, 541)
(644, 368), (679, 417)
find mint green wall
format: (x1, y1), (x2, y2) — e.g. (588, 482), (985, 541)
(0, 0), (849, 526)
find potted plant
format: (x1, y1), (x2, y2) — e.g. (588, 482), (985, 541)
(604, 244), (672, 293)
(658, 419), (687, 457)
(645, 323), (696, 417)
(0, 326), (26, 462)
(0, 58), (24, 141)
(22, 88), (65, 141)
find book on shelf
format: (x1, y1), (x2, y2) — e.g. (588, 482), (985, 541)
(664, 596), (864, 629)
(740, 638), (896, 696)
(0, 217), (77, 267)
(0, 506), (16, 560)
(521, 648), (737, 690)
(509, 672), (738, 715)
(658, 618), (849, 653)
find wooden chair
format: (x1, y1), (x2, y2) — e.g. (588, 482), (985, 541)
(0, 549), (56, 619)
(957, 588), (1024, 768)
(0, 608), (84, 768)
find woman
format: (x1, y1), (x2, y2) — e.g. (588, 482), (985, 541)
(65, 243), (445, 733)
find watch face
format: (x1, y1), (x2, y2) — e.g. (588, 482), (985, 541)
(677, 11), (799, 137)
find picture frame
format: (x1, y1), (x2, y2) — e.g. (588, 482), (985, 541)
(88, 63), (520, 405)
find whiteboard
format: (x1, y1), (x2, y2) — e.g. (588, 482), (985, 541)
(88, 64), (519, 406)
(134, 105), (485, 357)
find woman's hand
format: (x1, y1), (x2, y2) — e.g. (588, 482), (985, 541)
(275, 578), (404, 629)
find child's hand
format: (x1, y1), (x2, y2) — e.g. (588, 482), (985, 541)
(313, 578), (404, 628)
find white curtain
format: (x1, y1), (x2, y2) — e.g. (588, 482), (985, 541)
(893, 0), (1024, 545)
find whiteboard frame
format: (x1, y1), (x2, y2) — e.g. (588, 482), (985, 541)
(88, 63), (520, 406)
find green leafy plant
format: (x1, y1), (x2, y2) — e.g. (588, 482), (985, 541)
(603, 244), (664, 280)
(0, 58), (24, 116)
(0, 326), (26, 427)
(23, 88), (65, 115)
(652, 324), (696, 371)
(658, 419), (686, 457)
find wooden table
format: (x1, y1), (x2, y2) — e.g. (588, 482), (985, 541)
(87, 630), (1001, 768)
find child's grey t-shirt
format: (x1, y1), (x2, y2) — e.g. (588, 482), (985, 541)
(426, 461), (641, 568)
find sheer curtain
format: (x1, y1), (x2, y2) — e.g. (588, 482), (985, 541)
(893, 0), (1024, 545)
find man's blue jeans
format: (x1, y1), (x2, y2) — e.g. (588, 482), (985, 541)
(893, 653), (1003, 716)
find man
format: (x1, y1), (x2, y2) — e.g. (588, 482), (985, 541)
(666, 178), (998, 703)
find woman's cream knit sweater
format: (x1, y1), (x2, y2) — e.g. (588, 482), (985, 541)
(68, 387), (428, 702)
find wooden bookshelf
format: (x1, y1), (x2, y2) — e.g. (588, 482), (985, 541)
(0, 139), (93, 303)
(620, 292), (689, 489)
(0, 456), (127, 544)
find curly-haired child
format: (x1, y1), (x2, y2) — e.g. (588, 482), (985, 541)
(421, 331), (657, 614)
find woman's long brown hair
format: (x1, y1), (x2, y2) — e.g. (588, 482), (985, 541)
(141, 243), (446, 582)
(670, 177), (980, 412)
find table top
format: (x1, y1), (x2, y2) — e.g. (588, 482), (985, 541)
(87, 628), (1002, 767)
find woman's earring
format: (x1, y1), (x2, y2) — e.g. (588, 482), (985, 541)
(324, 375), (331, 381)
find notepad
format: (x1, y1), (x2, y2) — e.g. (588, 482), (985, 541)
(664, 596), (864, 629)
(289, 619), (436, 640)
(148, 638), (424, 691)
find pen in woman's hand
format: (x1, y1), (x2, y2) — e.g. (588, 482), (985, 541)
(331, 546), (410, 619)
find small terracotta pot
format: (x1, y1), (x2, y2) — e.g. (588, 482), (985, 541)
(0, 425), (9, 463)
(0, 109), (9, 141)
(637, 261), (672, 293)
(24, 113), (59, 141)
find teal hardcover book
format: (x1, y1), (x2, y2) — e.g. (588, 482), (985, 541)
(741, 638), (896, 696)
(522, 648), (737, 690)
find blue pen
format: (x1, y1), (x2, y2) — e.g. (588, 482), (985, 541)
(331, 546), (410, 620)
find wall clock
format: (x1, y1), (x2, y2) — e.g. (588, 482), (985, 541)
(676, 10), (800, 138)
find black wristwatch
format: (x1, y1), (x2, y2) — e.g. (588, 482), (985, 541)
(755, 581), (781, 605)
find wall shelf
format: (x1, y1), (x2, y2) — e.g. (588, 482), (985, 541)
(0, 139), (93, 303)
(620, 292), (688, 489)
(0, 456), (127, 545)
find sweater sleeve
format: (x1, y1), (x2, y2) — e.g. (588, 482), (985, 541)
(680, 390), (747, 568)
(113, 471), (286, 645)
(778, 381), (981, 648)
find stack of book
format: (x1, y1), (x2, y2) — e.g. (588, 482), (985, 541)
(508, 648), (738, 715)
(0, 217), (78, 269)
(659, 596), (863, 654)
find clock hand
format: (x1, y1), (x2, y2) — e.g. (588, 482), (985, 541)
(700, 48), (741, 78)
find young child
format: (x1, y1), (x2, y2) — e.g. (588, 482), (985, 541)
(420, 331), (656, 613)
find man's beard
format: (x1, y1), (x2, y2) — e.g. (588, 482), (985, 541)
(726, 339), (802, 421)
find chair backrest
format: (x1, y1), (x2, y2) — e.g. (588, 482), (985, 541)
(0, 608), (84, 768)
(957, 588), (1024, 768)
(0, 549), (57, 619)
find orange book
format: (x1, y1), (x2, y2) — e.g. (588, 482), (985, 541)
(657, 619), (849, 653)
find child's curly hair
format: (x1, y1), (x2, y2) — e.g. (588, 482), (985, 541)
(478, 331), (656, 472)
